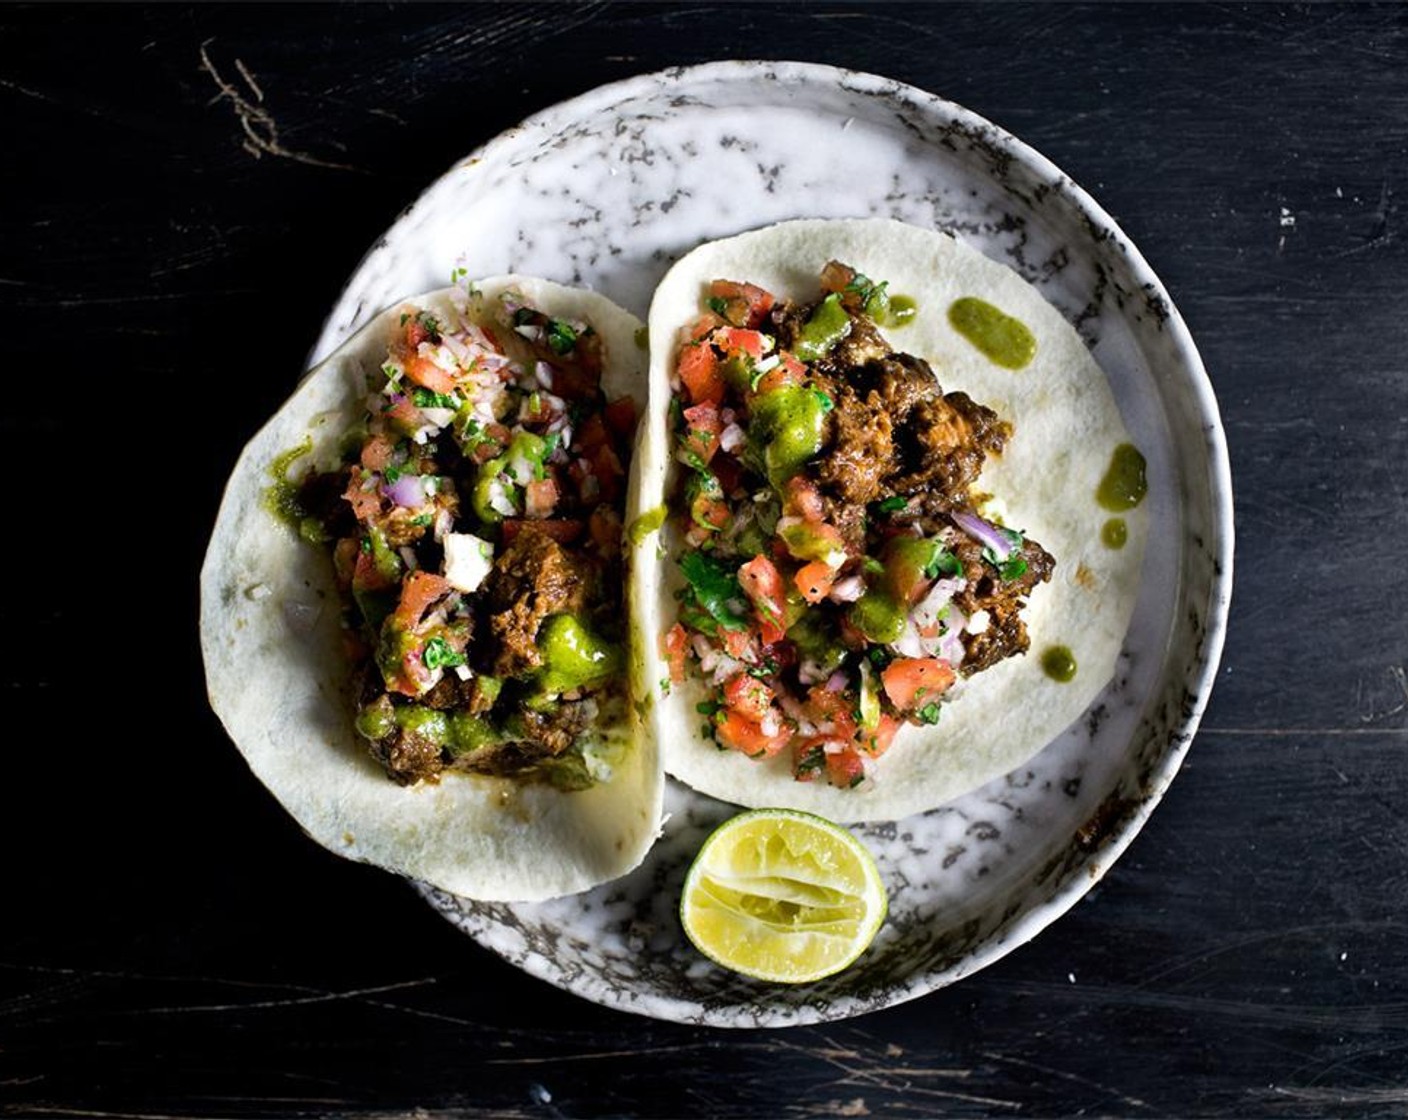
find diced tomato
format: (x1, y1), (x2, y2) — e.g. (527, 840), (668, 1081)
(795, 561), (836, 605)
(723, 673), (776, 722)
(715, 710), (791, 759)
(342, 467), (383, 520)
(360, 435), (396, 471)
(394, 571), (452, 629)
(500, 518), (584, 544)
(792, 738), (828, 782)
(384, 395), (425, 437)
(523, 477), (559, 518)
(663, 622), (689, 685)
(350, 547), (396, 593)
(858, 714), (901, 758)
(737, 555), (787, 632)
(681, 402), (721, 465)
(685, 312), (726, 342)
(754, 351), (806, 395)
(404, 318), (430, 349)
(604, 396), (637, 439)
(782, 476), (826, 522)
(720, 626), (759, 663)
(880, 657), (956, 711)
(805, 685), (857, 742)
(708, 279), (776, 329)
(677, 338), (725, 404)
(825, 746), (866, 789)
(716, 327), (769, 362)
(691, 496), (731, 533)
(403, 354), (459, 395)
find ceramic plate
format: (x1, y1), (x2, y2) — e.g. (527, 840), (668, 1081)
(311, 61), (1232, 1028)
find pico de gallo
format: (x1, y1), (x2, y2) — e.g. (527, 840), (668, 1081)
(277, 285), (637, 788)
(662, 263), (1055, 790)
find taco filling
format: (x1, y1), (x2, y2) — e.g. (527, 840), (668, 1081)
(284, 287), (637, 789)
(661, 263), (1054, 790)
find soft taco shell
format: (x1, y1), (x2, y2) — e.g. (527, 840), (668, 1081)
(631, 219), (1148, 822)
(201, 277), (662, 901)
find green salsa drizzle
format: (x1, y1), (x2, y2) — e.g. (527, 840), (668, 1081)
(1097, 443), (1148, 512)
(885, 294), (918, 326)
(627, 505), (666, 546)
(1101, 517), (1128, 549)
(1041, 645), (1078, 683)
(948, 297), (1037, 370)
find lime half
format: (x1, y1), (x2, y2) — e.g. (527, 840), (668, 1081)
(680, 808), (887, 983)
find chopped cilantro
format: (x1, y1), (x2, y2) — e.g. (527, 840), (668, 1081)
(399, 312), (411, 327)
(542, 431), (560, 458)
(696, 700), (722, 716)
(417, 311), (443, 338)
(998, 554), (1029, 581)
(678, 551), (750, 633)
(450, 266), (468, 284)
(925, 548), (963, 579)
(877, 495), (907, 514)
(412, 387), (460, 409)
(983, 528), (1028, 581)
(795, 746), (826, 775)
(916, 702), (943, 725)
(422, 636), (465, 671)
(810, 387), (835, 413)
(384, 465), (402, 483)
(410, 513), (433, 527)
(546, 319), (578, 355)
(706, 295), (729, 316)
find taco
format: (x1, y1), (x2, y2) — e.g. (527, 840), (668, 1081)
(200, 276), (662, 901)
(630, 219), (1148, 823)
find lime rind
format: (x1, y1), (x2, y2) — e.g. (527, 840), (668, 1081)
(680, 807), (887, 983)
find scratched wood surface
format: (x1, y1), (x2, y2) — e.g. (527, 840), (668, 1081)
(4, 3), (1407, 1117)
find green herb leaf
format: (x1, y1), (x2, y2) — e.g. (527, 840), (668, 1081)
(916, 702), (942, 725)
(706, 295), (729, 316)
(546, 319), (578, 355)
(384, 465), (402, 483)
(877, 496), (907, 514)
(423, 636), (466, 671)
(810, 387), (835, 413)
(924, 548), (963, 579)
(412, 387), (460, 409)
(678, 551), (750, 633)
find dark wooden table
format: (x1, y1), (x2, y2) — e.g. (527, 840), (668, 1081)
(5, 4), (1407, 1116)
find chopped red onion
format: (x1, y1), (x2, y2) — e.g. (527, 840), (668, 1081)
(383, 474), (428, 508)
(828, 575), (865, 603)
(825, 669), (849, 692)
(952, 510), (1012, 560)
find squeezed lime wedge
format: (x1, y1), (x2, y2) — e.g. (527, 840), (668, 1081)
(680, 808), (887, 983)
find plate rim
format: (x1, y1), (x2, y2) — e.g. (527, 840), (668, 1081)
(316, 58), (1235, 1027)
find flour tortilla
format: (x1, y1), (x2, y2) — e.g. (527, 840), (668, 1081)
(631, 220), (1148, 822)
(201, 277), (662, 901)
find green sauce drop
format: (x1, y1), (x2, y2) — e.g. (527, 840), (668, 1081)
(1097, 443), (1148, 512)
(1101, 517), (1128, 549)
(261, 437), (313, 525)
(626, 505), (666, 546)
(1041, 645), (1078, 683)
(886, 294), (918, 327)
(948, 297), (1037, 369)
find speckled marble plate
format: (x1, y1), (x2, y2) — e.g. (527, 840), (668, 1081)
(311, 62), (1232, 1028)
